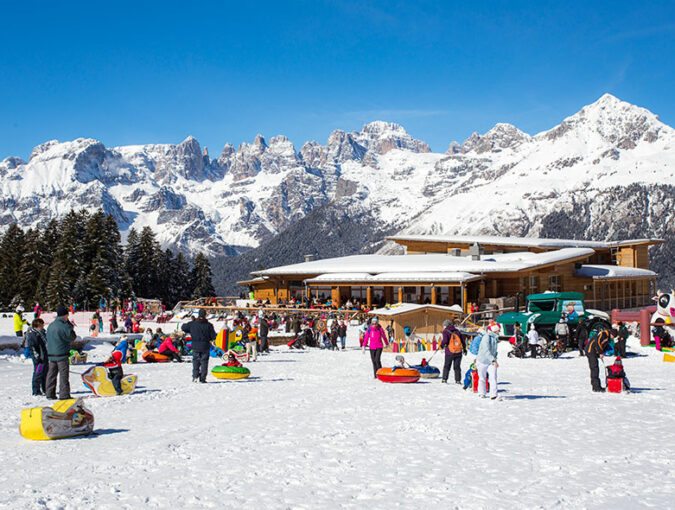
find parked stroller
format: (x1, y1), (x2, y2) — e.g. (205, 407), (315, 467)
(507, 334), (537, 358)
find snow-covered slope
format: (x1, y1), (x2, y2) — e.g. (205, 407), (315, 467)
(1, 95), (674, 267)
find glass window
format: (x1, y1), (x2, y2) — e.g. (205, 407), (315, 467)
(561, 300), (584, 315)
(548, 275), (562, 292)
(528, 299), (556, 312)
(529, 276), (539, 292)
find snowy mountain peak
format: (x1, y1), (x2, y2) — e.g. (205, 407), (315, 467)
(540, 94), (670, 148)
(353, 121), (431, 156)
(461, 123), (531, 154)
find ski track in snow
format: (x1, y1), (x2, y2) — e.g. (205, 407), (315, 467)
(0, 317), (673, 509)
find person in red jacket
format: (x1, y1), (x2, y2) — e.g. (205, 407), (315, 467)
(225, 352), (242, 367)
(103, 350), (124, 395)
(158, 336), (182, 362)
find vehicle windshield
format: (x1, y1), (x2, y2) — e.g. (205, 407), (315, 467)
(562, 300), (584, 316)
(528, 299), (556, 312)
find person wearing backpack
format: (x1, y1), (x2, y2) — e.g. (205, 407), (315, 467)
(440, 319), (466, 384)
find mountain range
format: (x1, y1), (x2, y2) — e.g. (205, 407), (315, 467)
(1, 94), (673, 293)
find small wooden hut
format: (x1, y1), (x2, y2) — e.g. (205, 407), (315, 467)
(369, 303), (463, 342)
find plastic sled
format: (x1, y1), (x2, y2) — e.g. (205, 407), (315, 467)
(142, 351), (170, 363)
(69, 350), (88, 365)
(20, 398), (94, 440)
(82, 366), (138, 397)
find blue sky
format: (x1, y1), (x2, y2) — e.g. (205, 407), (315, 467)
(1, 0), (674, 159)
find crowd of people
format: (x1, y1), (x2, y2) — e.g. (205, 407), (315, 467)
(12, 298), (642, 401)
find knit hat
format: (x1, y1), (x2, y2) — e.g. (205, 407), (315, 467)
(56, 304), (68, 317)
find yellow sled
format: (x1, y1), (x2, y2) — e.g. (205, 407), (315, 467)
(82, 366), (138, 397)
(664, 353), (675, 363)
(20, 398), (94, 441)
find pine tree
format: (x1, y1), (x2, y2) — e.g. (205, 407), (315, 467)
(0, 224), (26, 307)
(18, 229), (44, 308)
(35, 220), (60, 305)
(172, 251), (192, 304)
(44, 210), (88, 308)
(190, 253), (215, 298)
(129, 227), (162, 298)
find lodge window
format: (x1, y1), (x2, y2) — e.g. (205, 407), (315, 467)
(529, 276), (539, 292)
(548, 275), (562, 292)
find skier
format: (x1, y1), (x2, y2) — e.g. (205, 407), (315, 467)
(362, 317), (389, 378)
(33, 303), (42, 320)
(586, 328), (611, 392)
(26, 318), (49, 396)
(527, 324), (539, 359)
(440, 319), (466, 384)
(182, 309), (217, 383)
(45, 305), (76, 400)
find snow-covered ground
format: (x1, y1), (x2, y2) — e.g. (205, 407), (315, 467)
(1, 315), (674, 509)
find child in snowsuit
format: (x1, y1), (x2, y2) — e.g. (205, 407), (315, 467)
(606, 357), (631, 391)
(26, 318), (49, 395)
(225, 352), (242, 367)
(462, 363), (477, 390)
(103, 350), (124, 395)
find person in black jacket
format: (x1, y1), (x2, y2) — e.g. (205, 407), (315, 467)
(576, 323), (588, 357)
(615, 321), (629, 357)
(337, 320), (347, 350)
(182, 309), (217, 383)
(586, 329), (610, 392)
(259, 316), (270, 354)
(26, 318), (49, 396)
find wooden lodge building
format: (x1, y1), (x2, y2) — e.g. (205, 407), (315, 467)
(240, 235), (662, 312)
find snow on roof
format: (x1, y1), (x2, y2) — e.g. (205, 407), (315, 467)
(253, 248), (595, 277)
(368, 303), (463, 316)
(305, 272), (482, 284)
(575, 265), (657, 280)
(388, 234), (662, 249)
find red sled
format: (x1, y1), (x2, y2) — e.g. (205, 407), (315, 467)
(607, 378), (623, 393)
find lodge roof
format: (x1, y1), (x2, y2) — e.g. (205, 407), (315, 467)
(388, 234), (663, 250)
(252, 248), (595, 279)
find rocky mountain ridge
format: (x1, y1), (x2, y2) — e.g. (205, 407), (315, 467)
(1, 94), (674, 290)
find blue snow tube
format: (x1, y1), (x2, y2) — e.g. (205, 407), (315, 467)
(404, 326), (412, 336)
(412, 364), (440, 379)
(210, 346), (224, 358)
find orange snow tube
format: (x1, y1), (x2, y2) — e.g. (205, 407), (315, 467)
(142, 351), (170, 363)
(376, 367), (420, 383)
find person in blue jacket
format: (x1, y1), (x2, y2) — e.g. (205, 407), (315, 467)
(476, 330), (499, 400)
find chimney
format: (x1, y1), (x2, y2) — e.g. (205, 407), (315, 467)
(304, 254), (315, 262)
(448, 248), (462, 257)
(468, 242), (483, 261)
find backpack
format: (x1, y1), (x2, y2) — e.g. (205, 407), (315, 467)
(448, 333), (463, 354)
(469, 334), (482, 355)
